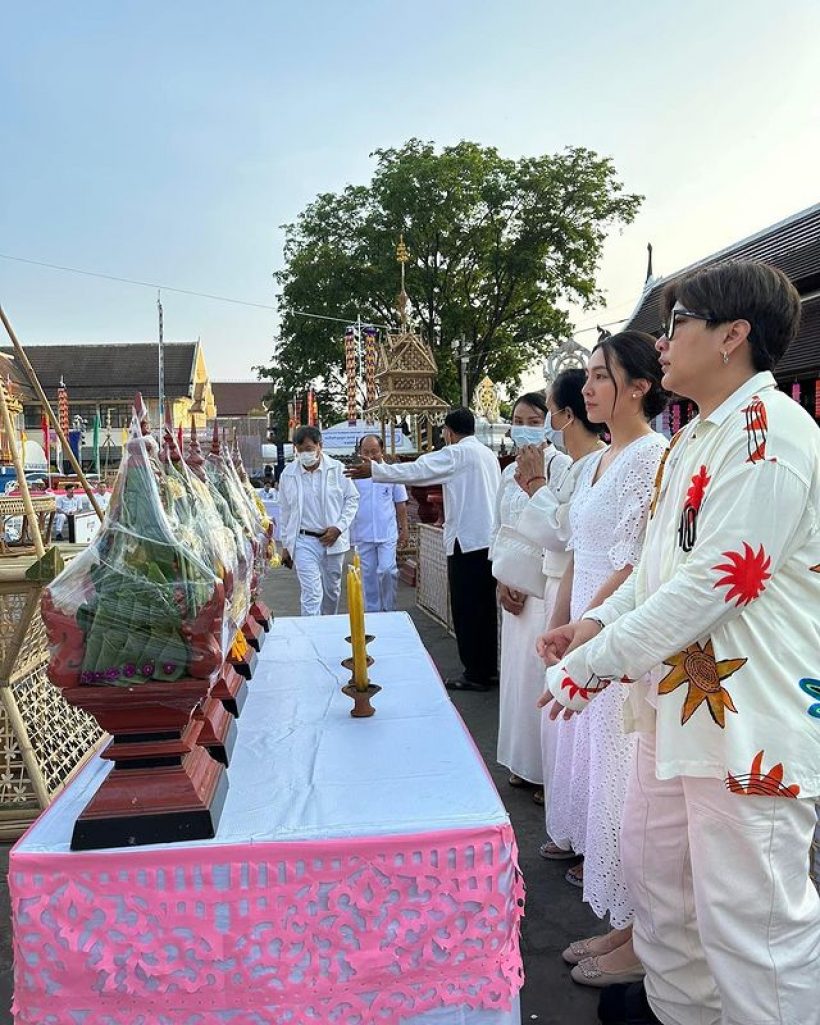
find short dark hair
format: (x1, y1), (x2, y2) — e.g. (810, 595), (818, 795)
(512, 391), (549, 419)
(550, 368), (600, 434)
(293, 426), (322, 446)
(661, 260), (801, 371)
(592, 330), (669, 420)
(444, 407), (475, 436)
(357, 433), (383, 452)
(65, 483), (75, 490)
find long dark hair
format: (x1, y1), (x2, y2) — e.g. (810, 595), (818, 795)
(512, 391), (549, 418)
(551, 368), (600, 434)
(591, 331), (669, 420)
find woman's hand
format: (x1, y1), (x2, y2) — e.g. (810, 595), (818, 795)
(535, 618), (602, 666)
(498, 583), (526, 616)
(515, 443), (547, 494)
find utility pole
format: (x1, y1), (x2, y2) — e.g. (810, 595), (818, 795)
(157, 291), (165, 427)
(459, 341), (469, 408)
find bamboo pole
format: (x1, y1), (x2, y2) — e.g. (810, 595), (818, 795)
(0, 382), (45, 558)
(0, 305), (104, 521)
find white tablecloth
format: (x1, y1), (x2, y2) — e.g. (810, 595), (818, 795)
(15, 612), (521, 1025)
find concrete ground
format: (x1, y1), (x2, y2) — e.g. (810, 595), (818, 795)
(0, 569), (603, 1024)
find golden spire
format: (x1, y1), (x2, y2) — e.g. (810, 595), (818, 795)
(395, 233), (409, 330)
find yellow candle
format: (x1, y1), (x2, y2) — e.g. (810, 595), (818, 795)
(347, 567), (369, 690)
(352, 548), (361, 572)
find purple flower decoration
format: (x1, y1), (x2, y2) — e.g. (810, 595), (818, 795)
(104, 668), (119, 681)
(80, 671), (93, 684)
(123, 663), (136, 678)
(92, 672), (105, 683)
(162, 662), (176, 674)
(141, 662), (155, 678)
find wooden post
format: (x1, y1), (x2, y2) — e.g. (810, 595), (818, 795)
(0, 305), (104, 521)
(0, 381), (45, 558)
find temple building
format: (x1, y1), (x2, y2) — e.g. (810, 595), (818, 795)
(624, 202), (820, 430)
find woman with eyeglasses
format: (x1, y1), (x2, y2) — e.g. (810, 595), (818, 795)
(531, 332), (668, 988)
(538, 261), (819, 1025)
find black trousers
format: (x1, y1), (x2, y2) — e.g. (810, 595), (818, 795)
(447, 541), (498, 684)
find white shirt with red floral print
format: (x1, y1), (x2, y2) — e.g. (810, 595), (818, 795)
(546, 371), (820, 798)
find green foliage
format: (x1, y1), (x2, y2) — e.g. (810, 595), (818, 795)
(259, 139), (642, 425)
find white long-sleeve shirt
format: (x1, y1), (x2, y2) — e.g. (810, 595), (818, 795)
(371, 436), (501, 555)
(279, 455), (359, 555)
(546, 372), (820, 797)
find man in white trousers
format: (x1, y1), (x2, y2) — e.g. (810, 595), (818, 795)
(539, 261), (820, 1025)
(279, 426), (359, 616)
(350, 434), (409, 612)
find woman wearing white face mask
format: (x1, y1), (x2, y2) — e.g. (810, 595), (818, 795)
(491, 392), (571, 802)
(279, 426), (360, 616)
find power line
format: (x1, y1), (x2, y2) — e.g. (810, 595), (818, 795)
(0, 249), (635, 337)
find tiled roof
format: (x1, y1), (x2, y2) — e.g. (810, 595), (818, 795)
(625, 203), (820, 379)
(211, 381), (271, 416)
(0, 342), (199, 401)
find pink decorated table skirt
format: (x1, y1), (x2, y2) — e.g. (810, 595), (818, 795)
(11, 612), (524, 1025)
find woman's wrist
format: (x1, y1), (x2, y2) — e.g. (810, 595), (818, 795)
(526, 475), (546, 495)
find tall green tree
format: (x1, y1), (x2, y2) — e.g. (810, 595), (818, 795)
(260, 139), (641, 424)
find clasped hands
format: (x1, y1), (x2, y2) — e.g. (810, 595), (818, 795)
(535, 618), (603, 721)
(514, 442), (548, 494)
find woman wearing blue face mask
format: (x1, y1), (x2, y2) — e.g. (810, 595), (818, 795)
(491, 392), (571, 803)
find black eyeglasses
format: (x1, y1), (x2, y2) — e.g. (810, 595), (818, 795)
(662, 308), (716, 340)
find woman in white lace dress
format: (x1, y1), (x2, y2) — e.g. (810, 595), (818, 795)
(492, 392), (571, 801)
(537, 332), (668, 988)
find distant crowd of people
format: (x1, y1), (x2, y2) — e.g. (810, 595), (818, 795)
(269, 260), (820, 1025)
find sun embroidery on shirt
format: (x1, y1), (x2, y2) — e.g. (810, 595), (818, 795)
(658, 639), (746, 727)
(811, 564), (820, 574)
(743, 397), (770, 464)
(725, 751), (800, 797)
(677, 465), (710, 553)
(712, 543), (772, 606)
(798, 678), (820, 719)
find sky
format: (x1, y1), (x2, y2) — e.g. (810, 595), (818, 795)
(1, 0), (819, 389)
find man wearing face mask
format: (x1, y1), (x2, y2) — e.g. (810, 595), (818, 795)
(346, 407), (501, 691)
(279, 426), (360, 616)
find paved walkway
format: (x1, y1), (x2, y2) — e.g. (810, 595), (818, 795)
(0, 567), (603, 1024)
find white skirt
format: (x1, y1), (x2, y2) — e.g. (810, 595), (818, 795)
(496, 578), (560, 784)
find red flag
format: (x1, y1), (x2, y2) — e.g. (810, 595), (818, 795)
(41, 414), (50, 467)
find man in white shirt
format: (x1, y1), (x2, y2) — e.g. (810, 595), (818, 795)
(347, 408), (501, 691)
(279, 426), (359, 616)
(350, 434), (409, 613)
(54, 483), (83, 539)
(93, 481), (110, 512)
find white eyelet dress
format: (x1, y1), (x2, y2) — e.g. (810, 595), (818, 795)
(546, 432), (667, 928)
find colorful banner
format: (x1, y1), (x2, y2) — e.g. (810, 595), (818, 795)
(287, 401), (296, 442)
(363, 326), (377, 424)
(307, 388), (318, 427)
(294, 395), (303, 432)
(344, 326), (357, 426)
(57, 377), (69, 436)
(92, 412), (101, 476)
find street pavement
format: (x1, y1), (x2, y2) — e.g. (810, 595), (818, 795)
(0, 567), (603, 1024)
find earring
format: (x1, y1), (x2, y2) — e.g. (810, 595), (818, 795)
(722, 351), (729, 365)
(632, 392), (639, 399)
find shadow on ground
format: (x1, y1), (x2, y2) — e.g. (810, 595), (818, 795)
(0, 569), (602, 1024)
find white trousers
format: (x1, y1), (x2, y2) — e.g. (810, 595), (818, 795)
(357, 540), (398, 612)
(621, 730), (820, 1025)
(293, 535), (344, 617)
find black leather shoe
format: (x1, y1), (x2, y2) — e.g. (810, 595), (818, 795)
(444, 675), (491, 692)
(598, 982), (662, 1024)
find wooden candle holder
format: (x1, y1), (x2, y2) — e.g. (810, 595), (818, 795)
(341, 633), (379, 717)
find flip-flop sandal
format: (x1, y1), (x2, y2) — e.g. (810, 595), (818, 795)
(538, 841), (576, 860)
(508, 773), (528, 787)
(445, 676), (491, 693)
(565, 863), (585, 887)
(532, 788), (545, 805)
